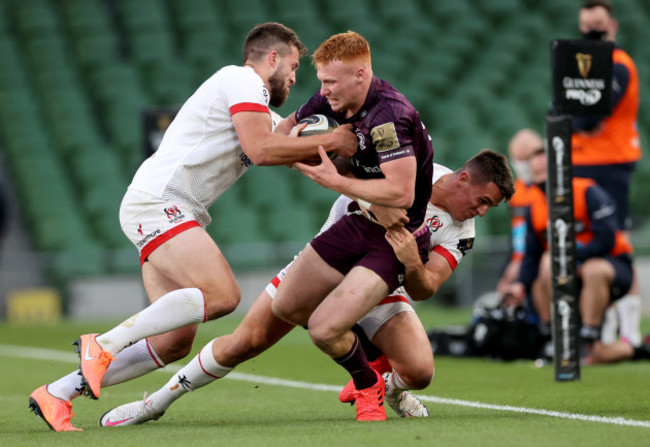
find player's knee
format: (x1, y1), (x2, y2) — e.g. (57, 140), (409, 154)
(394, 361), (434, 390)
(158, 331), (196, 363)
(307, 323), (340, 351)
(204, 284), (241, 320)
(271, 300), (301, 326)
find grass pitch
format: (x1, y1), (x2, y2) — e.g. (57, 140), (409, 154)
(1, 304), (649, 447)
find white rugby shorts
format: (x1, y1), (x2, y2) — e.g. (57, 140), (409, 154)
(265, 265), (414, 340)
(120, 189), (201, 264)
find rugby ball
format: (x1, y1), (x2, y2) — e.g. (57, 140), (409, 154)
(296, 114), (340, 163)
(297, 114), (339, 137)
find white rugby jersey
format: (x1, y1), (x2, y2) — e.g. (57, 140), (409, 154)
(128, 65), (270, 226)
(323, 164), (476, 271)
(425, 164), (476, 270)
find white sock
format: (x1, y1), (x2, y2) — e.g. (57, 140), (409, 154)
(97, 288), (206, 355)
(47, 339), (165, 401)
(102, 338), (165, 386)
(148, 339), (232, 413)
(388, 370), (410, 393)
(47, 372), (84, 402)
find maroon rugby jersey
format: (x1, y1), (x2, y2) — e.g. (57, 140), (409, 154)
(296, 77), (434, 231)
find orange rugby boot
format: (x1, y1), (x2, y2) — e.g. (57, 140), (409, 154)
(354, 370), (386, 421)
(74, 333), (114, 399)
(29, 385), (82, 431)
(339, 379), (357, 404)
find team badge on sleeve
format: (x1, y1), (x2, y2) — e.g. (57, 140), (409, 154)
(371, 122), (400, 152)
(457, 238), (475, 256)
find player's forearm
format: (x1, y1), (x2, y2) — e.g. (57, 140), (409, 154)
(403, 263), (441, 301)
(250, 133), (342, 166)
(337, 177), (414, 209)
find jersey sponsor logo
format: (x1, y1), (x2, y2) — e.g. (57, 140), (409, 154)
(262, 85), (269, 104)
(356, 131), (367, 151)
(164, 205), (185, 223)
(136, 228), (162, 248)
(371, 122), (399, 152)
(457, 238), (475, 256)
(137, 224), (143, 235)
(239, 152), (253, 168)
(348, 158), (382, 174)
(427, 215), (444, 232)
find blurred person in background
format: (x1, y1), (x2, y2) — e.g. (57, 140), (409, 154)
(572, 0), (641, 231)
(28, 22), (358, 432)
(498, 129), (543, 317)
(571, 0), (643, 356)
(505, 146), (634, 362)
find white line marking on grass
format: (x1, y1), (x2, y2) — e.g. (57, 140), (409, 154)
(3, 344), (649, 429)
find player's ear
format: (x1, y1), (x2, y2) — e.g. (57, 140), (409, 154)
(458, 171), (471, 186)
(268, 50), (279, 68)
(355, 67), (365, 83)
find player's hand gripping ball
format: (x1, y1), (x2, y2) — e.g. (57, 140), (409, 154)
(296, 114), (340, 165)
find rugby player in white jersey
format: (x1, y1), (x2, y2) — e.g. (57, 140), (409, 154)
(96, 150), (514, 426)
(28, 22), (358, 432)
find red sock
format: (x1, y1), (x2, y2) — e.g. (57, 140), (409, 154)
(368, 354), (391, 375)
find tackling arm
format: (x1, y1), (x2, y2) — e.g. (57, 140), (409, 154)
(232, 111), (357, 166)
(385, 227), (453, 301)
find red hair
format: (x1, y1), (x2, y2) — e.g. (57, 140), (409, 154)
(312, 31), (371, 67)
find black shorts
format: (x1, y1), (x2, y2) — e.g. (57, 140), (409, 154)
(579, 254), (633, 302)
(310, 213), (430, 291)
(573, 162), (636, 230)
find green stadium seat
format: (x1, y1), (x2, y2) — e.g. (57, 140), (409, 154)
(168, 0), (221, 32)
(293, 173), (339, 211)
(209, 202), (267, 245)
(321, 0), (378, 37)
(221, 0), (271, 31)
(49, 245), (108, 282)
(180, 31), (236, 83)
(115, 0), (170, 35)
(238, 166), (297, 210)
(218, 241), (279, 270)
(143, 62), (195, 106)
(24, 36), (70, 72)
(72, 33), (121, 70)
(369, 0), (429, 34)
(59, 0), (113, 37)
(264, 203), (317, 244)
(450, 14), (489, 39)
(13, 0), (61, 37)
(108, 247), (142, 275)
(479, 0), (522, 21)
(127, 30), (177, 67)
(426, 0), (472, 20)
(0, 38), (29, 90)
(0, 1), (7, 34)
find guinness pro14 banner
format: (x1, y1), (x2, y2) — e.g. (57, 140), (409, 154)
(551, 39), (613, 116)
(545, 115), (581, 382)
